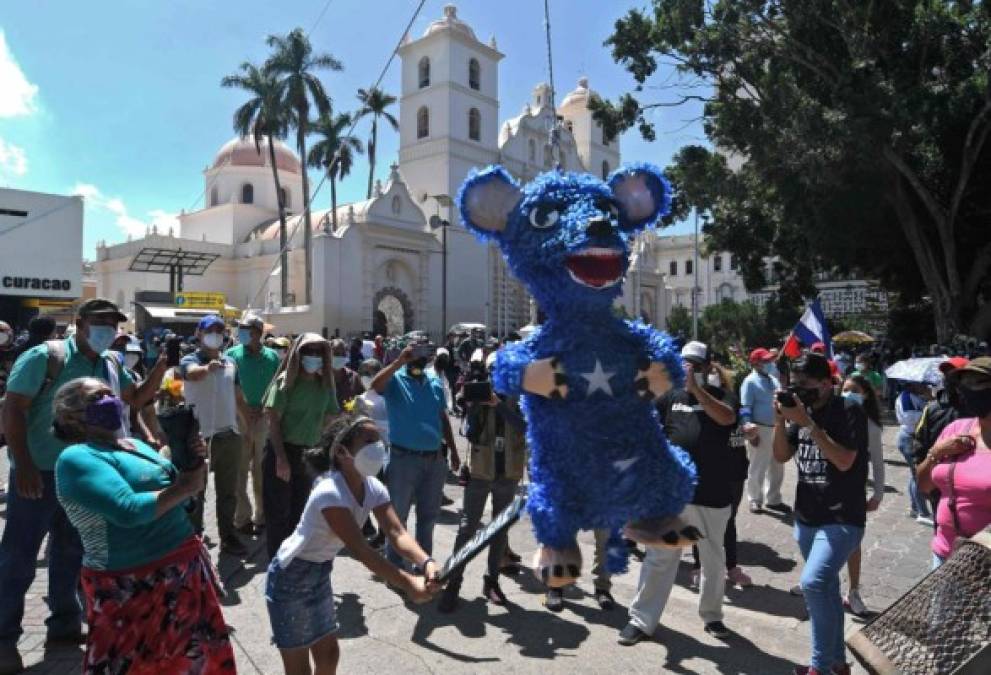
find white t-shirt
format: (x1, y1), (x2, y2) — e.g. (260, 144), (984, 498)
(276, 471), (390, 566)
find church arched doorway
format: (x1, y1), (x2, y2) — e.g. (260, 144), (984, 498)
(372, 287), (413, 337)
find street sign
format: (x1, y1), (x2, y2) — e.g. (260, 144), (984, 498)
(175, 291), (225, 310)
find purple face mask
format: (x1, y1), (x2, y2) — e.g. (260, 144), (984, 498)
(85, 395), (124, 432)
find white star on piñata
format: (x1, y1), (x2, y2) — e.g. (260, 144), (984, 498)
(581, 358), (616, 397)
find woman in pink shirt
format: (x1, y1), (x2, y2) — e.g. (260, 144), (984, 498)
(916, 357), (991, 567)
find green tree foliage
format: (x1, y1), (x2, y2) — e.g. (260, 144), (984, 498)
(666, 304), (692, 339)
(592, 1), (991, 342)
(308, 112), (364, 231)
(355, 87), (399, 200)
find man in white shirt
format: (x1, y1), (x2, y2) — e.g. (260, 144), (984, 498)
(740, 348), (788, 513)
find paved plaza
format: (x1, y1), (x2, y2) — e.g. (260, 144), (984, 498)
(2, 423), (935, 674)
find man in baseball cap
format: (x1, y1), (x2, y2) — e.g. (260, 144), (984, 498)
(741, 348), (788, 515)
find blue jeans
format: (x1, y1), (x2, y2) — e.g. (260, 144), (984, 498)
(384, 448), (447, 567)
(0, 469), (84, 647)
(795, 522), (864, 671)
(897, 429), (931, 518)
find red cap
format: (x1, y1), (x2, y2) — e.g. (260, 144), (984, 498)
(749, 348), (774, 364)
(939, 356), (970, 373)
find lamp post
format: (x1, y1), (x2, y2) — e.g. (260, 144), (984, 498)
(692, 210), (700, 339)
(428, 194), (452, 339)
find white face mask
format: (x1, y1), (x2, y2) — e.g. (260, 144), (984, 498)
(202, 333), (224, 350)
(353, 440), (386, 477)
(124, 353), (141, 370)
(707, 372), (722, 388)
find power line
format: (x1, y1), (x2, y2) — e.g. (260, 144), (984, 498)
(308, 0), (335, 36)
(246, 0), (428, 310)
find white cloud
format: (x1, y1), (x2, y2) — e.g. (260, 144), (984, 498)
(71, 182), (178, 240)
(0, 30), (39, 118)
(0, 137), (27, 180)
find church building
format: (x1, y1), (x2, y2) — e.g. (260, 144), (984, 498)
(93, 4), (668, 337)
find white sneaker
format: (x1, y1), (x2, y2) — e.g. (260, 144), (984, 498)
(845, 587), (867, 616)
(916, 515), (934, 527)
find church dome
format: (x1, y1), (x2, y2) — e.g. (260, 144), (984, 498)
(424, 5), (477, 40)
(211, 136), (301, 175)
(560, 77), (593, 108)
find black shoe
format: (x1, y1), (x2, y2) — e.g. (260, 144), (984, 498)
(704, 621), (731, 639)
(764, 502), (792, 515)
(503, 548), (522, 564)
(544, 588), (564, 613)
(618, 622), (649, 646)
(438, 581), (461, 613)
(594, 588), (616, 611)
(483, 575), (508, 606)
(220, 536), (247, 557)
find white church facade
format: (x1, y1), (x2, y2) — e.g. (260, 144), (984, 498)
(94, 5), (670, 338)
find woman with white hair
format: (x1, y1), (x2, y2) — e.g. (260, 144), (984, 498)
(52, 377), (233, 673)
(262, 333), (340, 559)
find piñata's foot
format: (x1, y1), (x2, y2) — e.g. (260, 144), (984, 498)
(623, 516), (703, 549)
(533, 545), (581, 588)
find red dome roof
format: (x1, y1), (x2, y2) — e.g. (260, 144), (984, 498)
(211, 137), (301, 174)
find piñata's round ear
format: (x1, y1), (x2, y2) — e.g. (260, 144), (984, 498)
(608, 162), (672, 233)
(457, 165), (523, 241)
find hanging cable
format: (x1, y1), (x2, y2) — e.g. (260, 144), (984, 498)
(245, 0), (428, 310)
(542, 0), (562, 169)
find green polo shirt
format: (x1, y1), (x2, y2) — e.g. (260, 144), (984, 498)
(226, 343), (280, 407)
(5, 336), (134, 471)
(263, 373), (339, 447)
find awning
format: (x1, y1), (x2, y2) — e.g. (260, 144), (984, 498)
(137, 303), (220, 323)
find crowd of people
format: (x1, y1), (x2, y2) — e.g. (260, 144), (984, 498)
(1, 300), (989, 675)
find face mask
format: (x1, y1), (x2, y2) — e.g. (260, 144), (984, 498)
(85, 394), (124, 432)
(202, 333), (224, 350)
(0, 331), (11, 347)
(707, 372), (722, 388)
(301, 354), (323, 374)
(124, 353), (141, 370)
(855, 362), (867, 372)
(238, 329), (252, 346)
(87, 325), (117, 354)
(842, 391), (864, 406)
(693, 372), (706, 388)
(959, 386), (991, 418)
(353, 440), (387, 477)
(332, 356), (348, 370)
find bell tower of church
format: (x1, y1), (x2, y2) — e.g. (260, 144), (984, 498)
(397, 4), (504, 333)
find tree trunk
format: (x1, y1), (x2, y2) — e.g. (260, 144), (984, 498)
(366, 117), (377, 199)
(266, 134), (289, 308)
(298, 123), (313, 306)
(330, 170), (338, 231)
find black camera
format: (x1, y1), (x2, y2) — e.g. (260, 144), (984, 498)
(412, 343), (435, 360)
(157, 404), (203, 471)
(776, 390), (798, 408)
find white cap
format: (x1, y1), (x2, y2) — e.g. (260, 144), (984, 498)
(681, 340), (709, 363)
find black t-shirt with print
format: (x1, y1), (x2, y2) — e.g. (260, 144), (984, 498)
(786, 395), (869, 527)
(658, 385), (737, 508)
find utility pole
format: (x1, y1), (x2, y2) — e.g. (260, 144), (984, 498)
(692, 210), (700, 339)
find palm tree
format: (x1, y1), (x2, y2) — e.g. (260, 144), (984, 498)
(355, 87), (398, 199)
(308, 112), (364, 232)
(265, 28), (342, 305)
(221, 61), (292, 306)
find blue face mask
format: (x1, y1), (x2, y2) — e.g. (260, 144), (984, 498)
(842, 391), (864, 406)
(301, 355), (323, 374)
(238, 329), (253, 346)
(87, 325), (117, 354)
(331, 356), (348, 370)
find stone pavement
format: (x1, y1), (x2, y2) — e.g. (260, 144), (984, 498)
(2, 423), (935, 674)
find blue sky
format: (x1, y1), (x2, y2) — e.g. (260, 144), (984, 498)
(0, 1), (707, 259)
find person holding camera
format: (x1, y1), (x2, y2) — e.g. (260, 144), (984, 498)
(370, 342), (460, 569)
(52, 377), (234, 674)
(262, 333), (340, 559)
(772, 352), (869, 675)
(178, 315), (251, 557)
(438, 353), (526, 613)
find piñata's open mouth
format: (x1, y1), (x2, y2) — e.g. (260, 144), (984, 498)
(565, 247), (624, 289)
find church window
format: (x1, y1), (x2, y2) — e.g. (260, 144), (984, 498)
(468, 108), (481, 141)
(669, 260), (678, 276)
(601, 160), (610, 180)
(418, 57), (430, 88)
(730, 254), (739, 270)
(468, 58), (480, 90)
(417, 107), (429, 139)
(528, 139), (536, 162)
(241, 183), (254, 204)
(686, 259), (693, 275)
(210, 186), (218, 207)
(713, 254), (722, 272)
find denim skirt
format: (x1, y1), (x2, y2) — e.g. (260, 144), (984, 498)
(265, 557), (337, 649)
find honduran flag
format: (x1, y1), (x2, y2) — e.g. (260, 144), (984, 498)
(782, 299), (831, 359)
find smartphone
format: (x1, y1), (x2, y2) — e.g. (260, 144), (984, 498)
(776, 390), (797, 408)
(412, 344), (435, 360)
(165, 336), (182, 368)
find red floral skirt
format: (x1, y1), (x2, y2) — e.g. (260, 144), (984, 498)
(80, 536), (236, 674)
